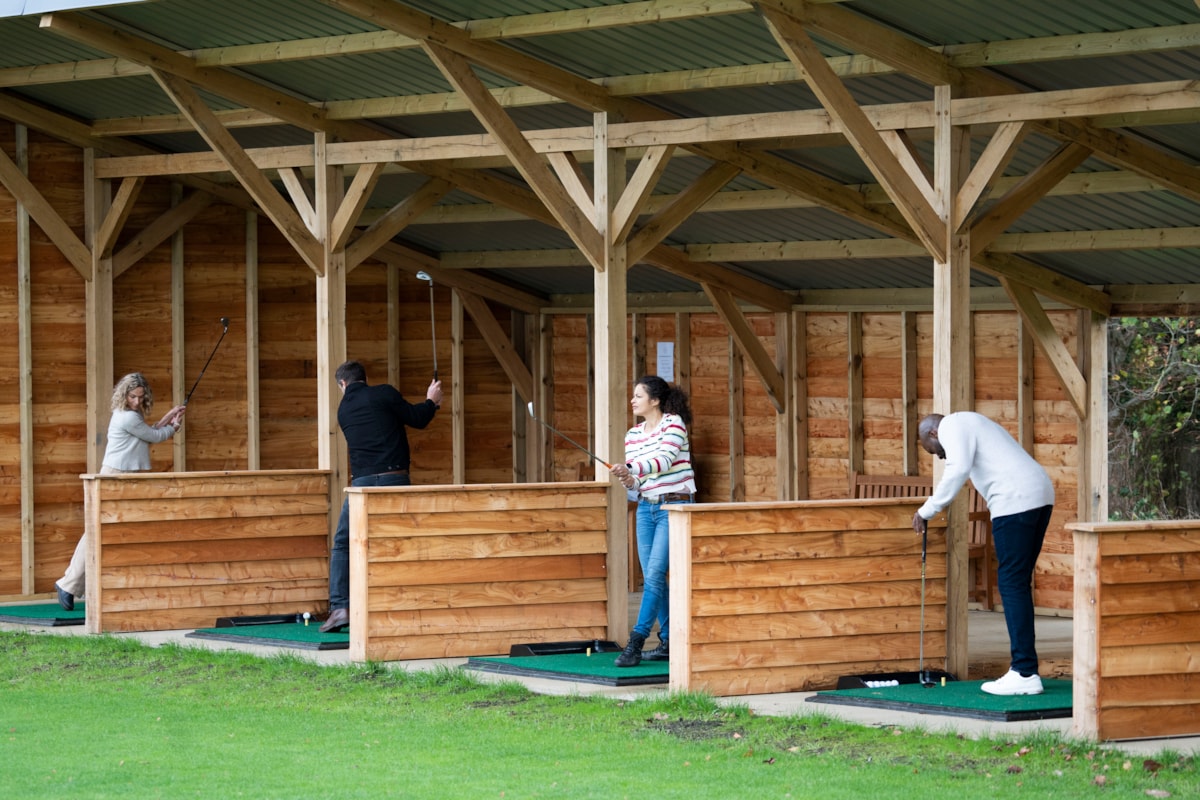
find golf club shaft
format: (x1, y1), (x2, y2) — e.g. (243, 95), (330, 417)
(185, 325), (229, 404)
(527, 405), (613, 469)
(919, 524), (928, 683)
(427, 282), (437, 380)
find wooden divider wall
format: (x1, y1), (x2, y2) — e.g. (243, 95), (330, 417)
(83, 470), (330, 632)
(667, 497), (947, 696)
(346, 482), (610, 662)
(1070, 520), (1200, 741)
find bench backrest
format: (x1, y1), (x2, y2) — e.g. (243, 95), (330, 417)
(850, 471), (991, 544)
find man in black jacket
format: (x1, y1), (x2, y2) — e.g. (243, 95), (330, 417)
(321, 360), (442, 632)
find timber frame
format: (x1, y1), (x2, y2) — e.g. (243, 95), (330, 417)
(1, 0), (1199, 683)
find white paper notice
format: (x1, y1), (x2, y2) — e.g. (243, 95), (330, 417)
(656, 342), (674, 383)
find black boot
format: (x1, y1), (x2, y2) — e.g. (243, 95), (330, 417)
(641, 638), (669, 661)
(614, 633), (646, 667)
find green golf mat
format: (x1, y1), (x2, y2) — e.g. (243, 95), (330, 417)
(0, 602), (85, 626)
(806, 678), (1072, 721)
(186, 622), (348, 651)
(464, 652), (669, 686)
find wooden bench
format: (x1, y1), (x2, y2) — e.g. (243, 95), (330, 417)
(850, 472), (995, 609)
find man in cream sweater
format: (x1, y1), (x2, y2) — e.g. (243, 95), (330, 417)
(912, 412), (1055, 696)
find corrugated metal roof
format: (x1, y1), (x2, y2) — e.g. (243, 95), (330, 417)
(1, 0), (1199, 304)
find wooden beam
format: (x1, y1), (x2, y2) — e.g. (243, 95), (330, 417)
(0, 144), (90, 278)
(94, 176), (144, 258)
(645, 244), (793, 312)
(376, 242), (548, 315)
(628, 161), (741, 264)
(330, 161), (387, 251)
(970, 142), (1093, 253)
(277, 167), (318, 234)
(1002, 277), (1088, 418)
(150, 70), (323, 273)
(611, 144), (674, 244)
(114, 190), (213, 277)
(346, 178), (453, 271)
(457, 290), (535, 403)
(703, 284), (785, 412)
(954, 122), (1029, 231)
(40, 12), (353, 138)
(546, 151), (596, 223)
(421, 42), (603, 267)
(759, 4), (944, 260)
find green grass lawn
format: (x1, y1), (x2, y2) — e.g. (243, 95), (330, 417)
(1, 631), (1194, 799)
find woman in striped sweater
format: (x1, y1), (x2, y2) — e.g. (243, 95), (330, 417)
(610, 375), (696, 667)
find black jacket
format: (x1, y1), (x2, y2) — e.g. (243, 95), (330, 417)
(337, 381), (437, 478)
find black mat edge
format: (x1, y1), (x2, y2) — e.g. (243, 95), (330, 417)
(805, 693), (1072, 722)
(0, 613), (84, 627)
(463, 657), (668, 687)
(185, 630), (348, 651)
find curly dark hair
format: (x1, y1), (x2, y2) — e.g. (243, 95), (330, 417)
(636, 375), (692, 427)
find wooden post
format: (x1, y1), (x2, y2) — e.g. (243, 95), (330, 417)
(16, 124), (34, 594)
(84, 149), (114, 475)
(933, 86), (973, 679)
(315, 133), (348, 540)
(593, 112), (629, 641)
(245, 211), (261, 470)
(170, 183), (186, 469)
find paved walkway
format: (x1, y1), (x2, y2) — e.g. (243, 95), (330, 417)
(3, 605), (1196, 757)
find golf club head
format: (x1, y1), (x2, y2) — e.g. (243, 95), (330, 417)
(220, 316), (230, 332)
(415, 270), (432, 283)
(527, 401), (536, 419)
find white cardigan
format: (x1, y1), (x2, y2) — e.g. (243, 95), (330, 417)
(917, 411), (1054, 520)
(101, 409), (175, 472)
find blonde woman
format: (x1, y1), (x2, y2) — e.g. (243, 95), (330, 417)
(55, 373), (185, 610)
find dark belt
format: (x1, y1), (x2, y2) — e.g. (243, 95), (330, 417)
(354, 469), (409, 480)
(643, 492), (693, 504)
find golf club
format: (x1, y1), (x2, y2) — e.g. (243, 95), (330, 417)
(184, 316), (230, 405)
(415, 271), (437, 380)
(918, 519), (935, 688)
(526, 402), (614, 469)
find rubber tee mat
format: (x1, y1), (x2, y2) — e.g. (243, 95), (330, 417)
(0, 603), (85, 626)
(187, 621), (348, 651)
(806, 678), (1072, 722)
(465, 652), (669, 687)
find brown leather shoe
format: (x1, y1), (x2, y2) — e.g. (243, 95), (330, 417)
(319, 607), (349, 633)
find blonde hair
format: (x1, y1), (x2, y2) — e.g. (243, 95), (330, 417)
(111, 372), (153, 418)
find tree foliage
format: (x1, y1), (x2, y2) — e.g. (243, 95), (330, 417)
(1108, 317), (1200, 519)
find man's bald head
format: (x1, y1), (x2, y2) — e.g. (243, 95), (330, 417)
(918, 413), (946, 459)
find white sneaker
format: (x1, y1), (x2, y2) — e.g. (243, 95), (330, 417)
(981, 669), (1043, 696)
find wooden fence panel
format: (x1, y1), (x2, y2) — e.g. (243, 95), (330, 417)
(669, 498), (947, 696)
(1070, 520), (1200, 741)
(84, 470), (330, 632)
(348, 482), (610, 662)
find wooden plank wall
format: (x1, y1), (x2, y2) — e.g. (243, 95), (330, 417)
(83, 470), (330, 632)
(0, 124), (88, 598)
(347, 482), (610, 662)
(1070, 520), (1200, 741)
(667, 498), (948, 696)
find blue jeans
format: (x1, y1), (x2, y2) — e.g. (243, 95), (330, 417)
(632, 496), (693, 641)
(329, 472), (411, 610)
(991, 504), (1053, 675)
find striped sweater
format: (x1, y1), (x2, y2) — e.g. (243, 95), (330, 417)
(625, 413), (696, 498)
